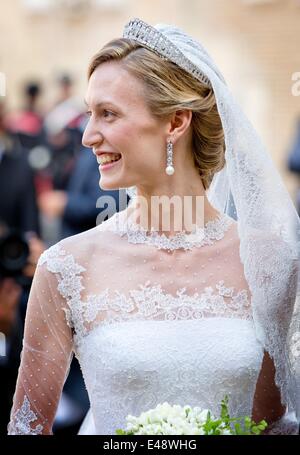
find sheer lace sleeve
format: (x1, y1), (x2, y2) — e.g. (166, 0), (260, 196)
(245, 232), (300, 433)
(7, 244), (74, 435)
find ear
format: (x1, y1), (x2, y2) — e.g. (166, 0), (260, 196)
(167, 109), (192, 142)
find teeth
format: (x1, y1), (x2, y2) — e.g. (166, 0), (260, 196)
(97, 154), (121, 165)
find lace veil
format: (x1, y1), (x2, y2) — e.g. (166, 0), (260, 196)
(123, 18), (300, 422)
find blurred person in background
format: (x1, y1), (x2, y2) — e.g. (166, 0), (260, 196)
(38, 99), (87, 244)
(4, 81), (54, 215)
(43, 74), (84, 194)
(54, 74), (74, 106)
(0, 101), (41, 239)
(6, 81), (45, 152)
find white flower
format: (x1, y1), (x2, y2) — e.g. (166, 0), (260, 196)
(196, 409), (212, 422)
(123, 401), (234, 435)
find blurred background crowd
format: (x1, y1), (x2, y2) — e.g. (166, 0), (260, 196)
(1, 0), (300, 435)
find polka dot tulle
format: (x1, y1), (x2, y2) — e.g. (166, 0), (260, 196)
(7, 209), (299, 434)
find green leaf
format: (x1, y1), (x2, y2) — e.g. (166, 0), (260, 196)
(220, 395), (230, 420)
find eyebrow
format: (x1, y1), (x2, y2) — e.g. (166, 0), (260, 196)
(84, 99), (118, 109)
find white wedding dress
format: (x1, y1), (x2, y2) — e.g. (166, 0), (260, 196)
(7, 207), (299, 435)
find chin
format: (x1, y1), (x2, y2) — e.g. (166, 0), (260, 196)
(98, 178), (124, 191)
(99, 181), (119, 191)
(99, 174), (136, 192)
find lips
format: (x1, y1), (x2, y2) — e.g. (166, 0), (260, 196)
(96, 152), (122, 165)
(99, 156), (122, 170)
(100, 154), (121, 164)
(95, 151), (121, 156)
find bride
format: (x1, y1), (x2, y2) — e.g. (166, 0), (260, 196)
(7, 18), (300, 435)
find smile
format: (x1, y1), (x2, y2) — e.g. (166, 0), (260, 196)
(98, 155), (122, 171)
(97, 153), (121, 165)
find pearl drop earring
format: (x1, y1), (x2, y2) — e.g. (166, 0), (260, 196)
(166, 140), (175, 175)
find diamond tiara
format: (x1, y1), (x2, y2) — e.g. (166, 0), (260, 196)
(123, 18), (212, 88)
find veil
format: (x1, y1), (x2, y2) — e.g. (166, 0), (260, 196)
(121, 18), (300, 424)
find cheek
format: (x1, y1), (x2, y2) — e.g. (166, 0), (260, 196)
(105, 116), (164, 158)
(127, 111), (162, 139)
(107, 121), (137, 142)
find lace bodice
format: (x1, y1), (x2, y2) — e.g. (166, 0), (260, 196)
(78, 318), (263, 434)
(35, 210), (250, 343)
(7, 208), (299, 435)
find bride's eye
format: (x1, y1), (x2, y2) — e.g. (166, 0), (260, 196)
(85, 109), (115, 119)
(103, 110), (115, 119)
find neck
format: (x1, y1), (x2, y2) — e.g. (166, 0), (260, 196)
(127, 185), (219, 236)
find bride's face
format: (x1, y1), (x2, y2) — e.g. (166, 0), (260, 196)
(82, 61), (170, 191)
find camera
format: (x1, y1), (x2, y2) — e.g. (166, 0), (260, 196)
(0, 226), (30, 286)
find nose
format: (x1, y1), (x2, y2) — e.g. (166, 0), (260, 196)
(81, 118), (103, 149)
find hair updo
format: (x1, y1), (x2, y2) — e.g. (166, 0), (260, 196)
(88, 38), (225, 190)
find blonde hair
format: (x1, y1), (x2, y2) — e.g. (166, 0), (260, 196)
(88, 38), (225, 190)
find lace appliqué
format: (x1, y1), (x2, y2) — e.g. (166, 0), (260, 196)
(66, 282), (251, 346)
(83, 279), (252, 328)
(39, 244), (251, 342)
(110, 211), (233, 251)
(38, 243), (86, 335)
(8, 396), (43, 435)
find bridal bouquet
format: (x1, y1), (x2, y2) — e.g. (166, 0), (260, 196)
(116, 396), (268, 435)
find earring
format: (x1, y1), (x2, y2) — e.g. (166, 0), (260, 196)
(165, 140), (175, 175)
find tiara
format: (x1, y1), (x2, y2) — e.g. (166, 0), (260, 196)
(123, 18), (212, 88)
